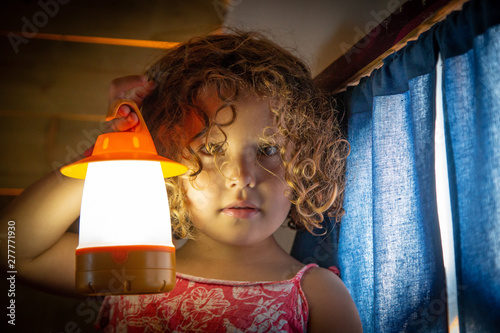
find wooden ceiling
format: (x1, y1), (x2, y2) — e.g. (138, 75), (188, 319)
(0, 0), (225, 192)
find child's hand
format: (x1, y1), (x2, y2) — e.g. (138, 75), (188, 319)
(105, 75), (157, 133)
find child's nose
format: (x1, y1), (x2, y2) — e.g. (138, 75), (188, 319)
(225, 154), (256, 189)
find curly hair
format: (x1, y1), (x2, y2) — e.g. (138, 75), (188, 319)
(141, 31), (348, 238)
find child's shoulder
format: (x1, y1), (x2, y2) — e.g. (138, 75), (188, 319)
(300, 265), (343, 294)
(301, 266), (363, 332)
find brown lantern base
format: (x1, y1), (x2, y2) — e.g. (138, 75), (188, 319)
(75, 245), (176, 295)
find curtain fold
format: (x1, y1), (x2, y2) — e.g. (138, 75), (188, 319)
(294, 0), (500, 332)
(338, 35), (447, 333)
(439, 5), (500, 330)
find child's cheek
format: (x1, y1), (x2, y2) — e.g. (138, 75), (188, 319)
(183, 171), (221, 209)
(219, 161), (240, 181)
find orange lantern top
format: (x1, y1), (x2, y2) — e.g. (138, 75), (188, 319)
(61, 99), (188, 179)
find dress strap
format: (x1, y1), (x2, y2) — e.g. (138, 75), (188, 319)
(294, 263), (319, 281)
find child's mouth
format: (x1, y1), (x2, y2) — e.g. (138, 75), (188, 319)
(221, 202), (260, 218)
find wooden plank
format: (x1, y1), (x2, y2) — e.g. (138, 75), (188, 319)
(0, 0), (222, 43)
(0, 115), (103, 188)
(0, 38), (166, 116)
(0, 110), (103, 121)
(1, 31), (179, 49)
(0, 188), (23, 196)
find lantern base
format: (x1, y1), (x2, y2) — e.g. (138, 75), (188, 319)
(75, 245), (175, 295)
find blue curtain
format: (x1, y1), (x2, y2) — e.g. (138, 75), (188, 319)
(292, 0), (500, 332)
(439, 1), (500, 331)
(337, 32), (447, 333)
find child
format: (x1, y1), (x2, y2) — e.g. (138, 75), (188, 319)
(0, 32), (361, 332)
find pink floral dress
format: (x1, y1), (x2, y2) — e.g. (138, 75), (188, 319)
(96, 264), (319, 332)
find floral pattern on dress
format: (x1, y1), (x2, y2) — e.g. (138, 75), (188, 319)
(96, 264), (321, 332)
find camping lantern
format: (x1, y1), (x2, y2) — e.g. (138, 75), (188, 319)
(61, 99), (187, 295)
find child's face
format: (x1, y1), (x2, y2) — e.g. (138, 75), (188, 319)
(182, 91), (291, 246)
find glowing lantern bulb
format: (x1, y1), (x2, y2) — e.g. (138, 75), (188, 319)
(79, 160), (172, 249)
(61, 99), (187, 295)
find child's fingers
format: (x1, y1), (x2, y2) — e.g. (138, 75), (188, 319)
(104, 75), (153, 135)
(108, 75), (147, 99)
(125, 80), (158, 107)
(117, 104), (131, 117)
(108, 75), (157, 108)
(103, 112), (139, 133)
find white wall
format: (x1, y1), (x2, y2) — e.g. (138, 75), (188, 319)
(224, 0), (408, 76)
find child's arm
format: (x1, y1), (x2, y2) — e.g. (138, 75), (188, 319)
(0, 171), (84, 296)
(303, 267), (363, 332)
(0, 75), (155, 297)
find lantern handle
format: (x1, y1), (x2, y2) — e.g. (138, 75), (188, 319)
(106, 99), (149, 134)
(60, 98), (189, 179)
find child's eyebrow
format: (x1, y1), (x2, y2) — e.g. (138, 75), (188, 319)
(191, 132), (226, 145)
(260, 126), (284, 142)
(204, 128), (226, 141)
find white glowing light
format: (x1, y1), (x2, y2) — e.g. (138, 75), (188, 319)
(78, 160), (173, 249)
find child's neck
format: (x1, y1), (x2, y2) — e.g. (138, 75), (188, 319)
(175, 234), (303, 282)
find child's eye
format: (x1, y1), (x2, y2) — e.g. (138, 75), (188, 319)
(258, 145), (279, 157)
(199, 143), (226, 156)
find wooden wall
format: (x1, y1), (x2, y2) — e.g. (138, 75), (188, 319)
(0, 0), (223, 193)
